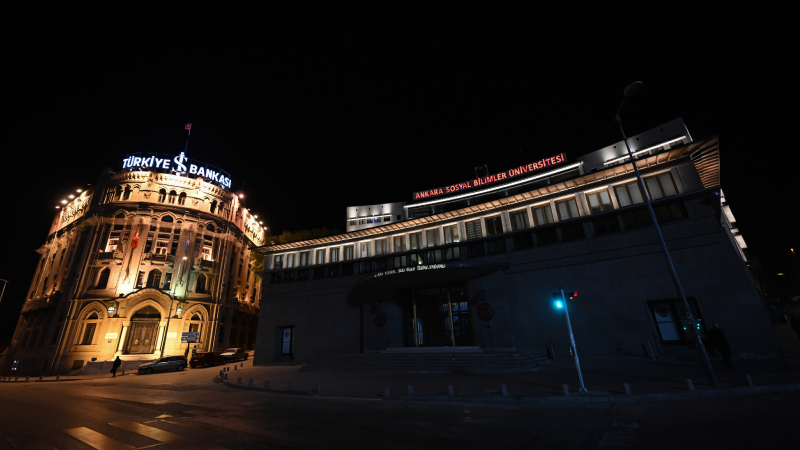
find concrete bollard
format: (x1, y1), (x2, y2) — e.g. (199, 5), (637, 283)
(562, 384), (570, 396)
(237, 377), (242, 384)
(121, 370), (125, 376)
(39, 376), (43, 381)
(15, 377), (18, 381)
(623, 383), (632, 395)
(249, 378), (254, 386)
(316, 385), (321, 396)
(220, 370), (224, 377)
(384, 388), (390, 398)
(56, 376), (60, 380)
(686, 379), (695, 391)
(289, 382), (293, 390)
(448, 385), (454, 396)
(743, 374), (754, 387)
(26, 376), (30, 381)
(265, 380), (270, 389)
(408, 386), (413, 396)
(501, 385), (508, 396)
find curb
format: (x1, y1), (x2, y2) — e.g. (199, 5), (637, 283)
(219, 377), (800, 404)
(0, 373), (137, 383)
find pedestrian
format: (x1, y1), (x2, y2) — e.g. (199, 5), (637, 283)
(111, 356), (122, 377)
(707, 323), (733, 369)
(192, 345), (197, 356)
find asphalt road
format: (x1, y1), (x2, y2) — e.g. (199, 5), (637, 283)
(1, 363), (798, 450)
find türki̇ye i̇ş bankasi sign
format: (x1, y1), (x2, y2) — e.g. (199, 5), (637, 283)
(412, 153), (567, 201)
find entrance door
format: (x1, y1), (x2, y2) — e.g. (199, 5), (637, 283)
(403, 287), (471, 347)
(647, 297), (707, 345)
(125, 322), (158, 354)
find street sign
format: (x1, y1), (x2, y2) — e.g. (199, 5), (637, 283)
(182, 332), (200, 337)
(181, 332), (200, 342)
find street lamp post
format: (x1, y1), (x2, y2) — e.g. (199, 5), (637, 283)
(160, 256), (188, 358)
(615, 81), (719, 387)
(557, 288), (588, 393)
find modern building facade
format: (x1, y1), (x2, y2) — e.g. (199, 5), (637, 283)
(346, 202), (406, 233)
(1, 152), (266, 376)
(253, 119), (780, 365)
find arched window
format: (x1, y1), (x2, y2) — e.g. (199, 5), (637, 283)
(191, 314), (201, 321)
(96, 268), (110, 289)
(80, 311), (99, 345)
(196, 274), (207, 294)
(123, 186), (132, 200)
(158, 189), (167, 202)
(206, 223), (215, 232)
(113, 213), (125, 230)
(168, 191), (177, 204)
(178, 192), (187, 205)
(210, 200), (217, 214)
(146, 269), (162, 288)
(114, 186), (123, 200)
(218, 203), (225, 216)
(161, 215), (173, 223)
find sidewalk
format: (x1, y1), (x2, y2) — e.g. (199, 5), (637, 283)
(0, 371), (136, 383)
(217, 356), (800, 403)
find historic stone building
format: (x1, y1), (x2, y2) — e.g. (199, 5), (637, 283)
(1, 152), (265, 375)
(252, 119), (781, 366)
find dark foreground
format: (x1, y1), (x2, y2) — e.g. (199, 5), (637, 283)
(1, 364), (798, 450)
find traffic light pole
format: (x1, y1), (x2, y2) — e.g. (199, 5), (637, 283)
(560, 288), (588, 393)
(615, 116), (719, 387)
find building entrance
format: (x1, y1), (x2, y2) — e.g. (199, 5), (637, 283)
(125, 306), (161, 354)
(403, 286), (471, 347)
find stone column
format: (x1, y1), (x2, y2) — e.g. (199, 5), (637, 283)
(116, 322), (130, 355)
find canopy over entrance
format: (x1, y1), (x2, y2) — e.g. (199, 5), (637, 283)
(358, 262), (508, 289)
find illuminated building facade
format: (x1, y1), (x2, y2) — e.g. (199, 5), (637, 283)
(1, 153), (266, 375)
(253, 119), (780, 365)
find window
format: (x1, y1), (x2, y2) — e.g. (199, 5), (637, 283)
(385, 216), (391, 222)
(299, 251), (309, 266)
(315, 249), (326, 265)
(154, 240), (169, 255)
(397, 215), (401, 221)
(556, 198), (580, 221)
(593, 215), (621, 236)
(202, 246), (213, 261)
(168, 191), (177, 204)
(485, 216), (503, 236)
(210, 200), (217, 214)
(393, 236), (406, 253)
(532, 205), (554, 226)
(510, 210), (530, 231)
(330, 248), (340, 263)
(114, 186), (123, 200)
(367, 218), (374, 223)
(360, 243), (369, 258)
(189, 323), (200, 333)
(81, 323), (96, 345)
(274, 255), (283, 269)
(163, 272), (172, 290)
(615, 182), (644, 207)
(196, 274), (207, 294)
(375, 239), (387, 256)
(158, 189), (167, 202)
(135, 271), (145, 288)
(280, 327), (294, 355)
(178, 192), (187, 205)
(218, 203), (225, 216)
(123, 186), (132, 200)
(375, 217), (381, 223)
(645, 173), (678, 200)
(409, 233), (422, 250)
(586, 190), (613, 214)
(343, 246), (354, 261)
(465, 220), (482, 240)
(425, 229), (441, 247)
(444, 225), (459, 244)
(286, 253), (295, 268)
(146, 270), (162, 288)
(96, 268), (110, 289)
(106, 236), (121, 252)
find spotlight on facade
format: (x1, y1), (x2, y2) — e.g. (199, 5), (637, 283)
(182, 256), (188, 260)
(254, 215), (258, 218)
(61, 200), (67, 204)
(69, 195), (75, 199)
(76, 189), (82, 193)
(259, 221), (263, 224)
(239, 194), (244, 198)
(55, 206), (60, 209)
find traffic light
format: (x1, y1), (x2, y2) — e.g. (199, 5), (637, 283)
(569, 292), (578, 300)
(552, 292), (564, 309)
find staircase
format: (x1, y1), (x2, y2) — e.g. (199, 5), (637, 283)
(300, 351), (549, 373)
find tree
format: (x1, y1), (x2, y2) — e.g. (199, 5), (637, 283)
(250, 228), (340, 280)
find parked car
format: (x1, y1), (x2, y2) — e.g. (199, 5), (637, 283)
(189, 352), (227, 368)
(220, 348), (248, 362)
(138, 355), (188, 374)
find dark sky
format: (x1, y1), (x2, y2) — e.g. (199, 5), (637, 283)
(2, 6), (797, 337)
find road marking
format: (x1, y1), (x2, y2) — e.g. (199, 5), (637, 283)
(62, 427), (134, 450)
(108, 422), (181, 443)
(7, 436), (58, 450)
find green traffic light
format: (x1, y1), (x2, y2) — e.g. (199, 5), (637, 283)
(555, 300), (563, 309)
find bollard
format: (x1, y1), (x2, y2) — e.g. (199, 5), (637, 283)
(39, 376), (43, 381)
(237, 377), (242, 384)
(501, 385), (508, 396)
(562, 384), (570, 396)
(15, 377), (19, 381)
(686, 379), (695, 391)
(448, 385), (454, 396)
(624, 383), (632, 395)
(408, 386), (413, 396)
(743, 374), (754, 387)
(224, 373), (228, 380)
(56, 376), (60, 380)
(289, 382), (294, 390)
(121, 370), (125, 376)
(249, 378), (254, 386)
(384, 388), (390, 398)
(220, 370), (224, 377)
(265, 380), (270, 389)
(26, 377), (30, 381)
(316, 385), (321, 396)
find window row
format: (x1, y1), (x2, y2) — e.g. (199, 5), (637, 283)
(349, 215), (393, 226)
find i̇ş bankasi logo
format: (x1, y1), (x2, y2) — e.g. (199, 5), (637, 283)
(122, 152), (232, 189)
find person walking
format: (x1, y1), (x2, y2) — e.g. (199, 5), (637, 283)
(111, 356), (122, 377)
(707, 323), (733, 369)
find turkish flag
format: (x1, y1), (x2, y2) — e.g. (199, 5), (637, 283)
(131, 226), (140, 249)
(185, 123), (192, 131)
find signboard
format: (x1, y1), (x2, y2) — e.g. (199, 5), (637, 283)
(412, 153), (567, 201)
(104, 332), (118, 339)
(121, 152), (232, 189)
(374, 264), (445, 278)
(181, 332), (200, 342)
(167, 332), (177, 338)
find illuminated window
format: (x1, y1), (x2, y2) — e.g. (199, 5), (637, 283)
(178, 192), (187, 205)
(158, 189), (167, 202)
(106, 236), (121, 252)
(343, 246), (354, 261)
(444, 225), (459, 244)
(374, 239), (387, 256)
(532, 204), (554, 226)
(556, 198), (580, 221)
(375, 217), (381, 223)
(135, 271), (145, 288)
(202, 246), (213, 261)
(154, 240), (169, 255)
(510, 210), (530, 231)
(367, 218), (374, 224)
(299, 251), (309, 266)
(330, 248), (340, 263)
(81, 323), (96, 345)
(614, 182), (644, 207)
(315, 249), (326, 264)
(465, 220), (482, 240)
(273, 255), (283, 269)
(586, 190), (613, 214)
(645, 173), (678, 200)
(286, 253), (296, 268)
(485, 216), (504, 236)
(360, 243), (369, 258)
(168, 191), (177, 204)
(393, 236), (406, 253)
(409, 233), (422, 250)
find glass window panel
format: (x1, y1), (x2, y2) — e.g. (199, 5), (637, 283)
(510, 211), (529, 230)
(543, 206), (553, 223)
(646, 177), (663, 200)
(535, 208), (544, 225)
(615, 186), (631, 207)
(659, 174), (677, 197)
(409, 233), (422, 250)
(465, 221), (482, 240)
(568, 199), (579, 218)
(557, 202), (569, 220)
(444, 225), (459, 244)
(599, 190), (612, 208)
(393, 236), (406, 252)
(629, 184), (644, 204)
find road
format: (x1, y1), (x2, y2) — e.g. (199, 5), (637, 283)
(1, 361), (797, 449)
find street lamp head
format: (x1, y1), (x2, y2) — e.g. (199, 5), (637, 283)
(624, 81), (643, 97)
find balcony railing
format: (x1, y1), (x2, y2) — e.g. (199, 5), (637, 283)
(144, 253), (174, 263)
(97, 251), (124, 261)
(193, 257), (215, 269)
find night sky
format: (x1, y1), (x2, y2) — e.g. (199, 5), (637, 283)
(2, 6), (797, 342)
